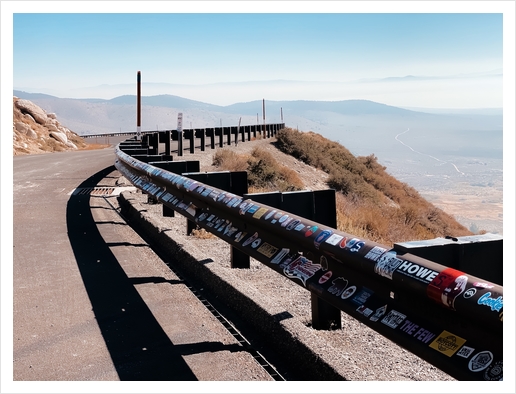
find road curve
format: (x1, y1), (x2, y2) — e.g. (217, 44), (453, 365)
(12, 144), (275, 385)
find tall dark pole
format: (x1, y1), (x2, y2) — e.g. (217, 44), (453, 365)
(137, 71), (141, 139)
(262, 99), (265, 138)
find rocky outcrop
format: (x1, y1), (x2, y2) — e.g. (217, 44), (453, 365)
(15, 99), (49, 125)
(13, 96), (87, 155)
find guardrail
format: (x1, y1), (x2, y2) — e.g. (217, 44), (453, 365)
(82, 123), (280, 141)
(114, 133), (503, 381)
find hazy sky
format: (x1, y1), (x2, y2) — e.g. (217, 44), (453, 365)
(4, 2), (513, 109)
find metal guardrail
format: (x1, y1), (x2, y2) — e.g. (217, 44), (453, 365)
(114, 134), (503, 381)
(82, 123), (281, 140)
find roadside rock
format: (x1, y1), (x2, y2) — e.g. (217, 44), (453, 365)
(12, 96), (88, 155)
(50, 131), (68, 144)
(15, 98), (48, 125)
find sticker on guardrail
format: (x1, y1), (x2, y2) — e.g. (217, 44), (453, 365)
(283, 255), (322, 286)
(468, 351), (493, 372)
(373, 251), (404, 280)
(427, 268), (468, 310)
(429, 330), (466, 357)
(380, 309), (407, 329)
(398, 320), (437, 344)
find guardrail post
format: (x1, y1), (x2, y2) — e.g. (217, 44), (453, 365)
(165, 130), (171, 156)
(148, 133), (157, 155)
(232, 126), (238, 145)
(207, 128), (215, 149)
(148, 160), (200, 217)
(218, 127), (223, 148)
(225, 127), (231, 146)
(189, 129), (195, 154)
(182, 171), (250, 268)
(244, 188), (340, 330)
(178, 130), (183, 157)
(163, 204), (175, 217)
(186, 218), (196, 235)
(200, 129), (206, 151)
(311, 293), (342, 330)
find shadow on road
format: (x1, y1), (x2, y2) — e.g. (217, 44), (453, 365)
(66, 165), (198, 380)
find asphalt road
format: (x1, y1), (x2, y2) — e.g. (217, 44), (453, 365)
(12, 142), (274, 385)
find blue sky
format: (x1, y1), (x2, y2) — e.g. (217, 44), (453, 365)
(4, 2), (513, 108)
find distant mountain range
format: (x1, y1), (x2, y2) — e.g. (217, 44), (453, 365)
(13, 88), (503, 166)
(13, 89), (501, 136)
(13, 89), (504, 234)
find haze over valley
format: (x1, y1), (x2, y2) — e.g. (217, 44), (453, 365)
(14, 90), (503, 235)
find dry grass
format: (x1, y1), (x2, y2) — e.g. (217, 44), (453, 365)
(191, 228), (216, 239)
(213, 146), (304, 192)
(275, 127), (472, 246)
(79, 143), (111, 151)
(212, 149), (248, 171)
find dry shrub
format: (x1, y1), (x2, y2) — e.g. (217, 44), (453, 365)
(212, 149), (248, 171)
(335, 194), (392, 245)
(40, 137), (65, 152)
(247, 147), (304, 191)
(79, 143), (111, 151)
(277, 127), (472, 245)
(191, 228), (215, 239)
(212, 146), (304, 192)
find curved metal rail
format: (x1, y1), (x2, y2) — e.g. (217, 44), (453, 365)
(115, 136), (503, 381)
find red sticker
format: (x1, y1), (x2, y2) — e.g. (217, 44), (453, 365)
(319, 271), (333, 284)
(427, 268), (469, 310)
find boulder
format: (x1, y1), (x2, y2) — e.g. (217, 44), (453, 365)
(65, 141), (78, 149)
(23, 113), (36, 123)
(14, 121), (30, 134)
(47, 123), (59, 132)
(49, 131), (68, 144)
(14, 121), (38, 139)
(15, 99), (48, 125)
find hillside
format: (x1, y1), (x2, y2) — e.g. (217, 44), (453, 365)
(12, 97), (99, 155)
(208, 130), (472, 246)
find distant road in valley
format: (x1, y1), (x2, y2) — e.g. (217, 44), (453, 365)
(394, 128), (465, 175)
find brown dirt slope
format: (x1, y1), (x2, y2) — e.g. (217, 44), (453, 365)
(208, 130), (472, 246)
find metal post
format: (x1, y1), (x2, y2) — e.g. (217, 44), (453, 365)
(136, 71), (141, 140)
(231, 247), (251, 269)
(177, 113), (183, 157)
(311, 293), (342, 330)
(227, 127), (231, 145)
(165, 130), (171, 156)
(178, 133), (183, 156)
(218, 127), (223, 148)
(190, 129), (195, 154)
(210, 128), (215, 149)
(262, 99), (266, 138)
(200, 129), (206, 151)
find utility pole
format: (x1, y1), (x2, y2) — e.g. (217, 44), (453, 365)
(262, 99), (266, 138)
(136, 71), (141, 139)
